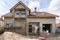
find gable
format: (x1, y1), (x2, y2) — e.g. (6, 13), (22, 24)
(10, 1), (30, 11)
(16, 4), (24, 9)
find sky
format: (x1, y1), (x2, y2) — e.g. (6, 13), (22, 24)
(0, 0), (60, 23)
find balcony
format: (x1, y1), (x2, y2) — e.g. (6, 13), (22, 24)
(14, 12), (26, 18)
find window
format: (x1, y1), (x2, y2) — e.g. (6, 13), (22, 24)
(16, 13), (19, 15)
(15, 11), (20, 18)
(15, 11), (19, 15)
(21, 12), (26, 17)
(6, 23), (13, 28)
(22, 13), (26, 15)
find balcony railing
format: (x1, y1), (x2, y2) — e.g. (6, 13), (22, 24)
(14, 15), (26, 18)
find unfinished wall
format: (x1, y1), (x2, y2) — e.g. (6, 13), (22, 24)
(4, 18), (14, 27)
(27, 18), (56, 33)
(14, 19), (26, 34)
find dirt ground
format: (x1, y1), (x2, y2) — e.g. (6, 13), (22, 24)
(0, 32), (60, 40)
(39, 33), (60, 40)
(0, 32), (38, 40)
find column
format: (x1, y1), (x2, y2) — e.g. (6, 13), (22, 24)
(26, 22), (29, 36)
(52, 23), (56, 33)
(39, 22), (43, 33)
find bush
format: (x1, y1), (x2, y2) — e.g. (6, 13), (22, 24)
(0, 29), (4, 34)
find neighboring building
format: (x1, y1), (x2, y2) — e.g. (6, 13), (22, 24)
(0, 18), (4, 29)
(2, 1), (58, 35)
(56, 23), (60, 33)
(56, 23), (60, 28)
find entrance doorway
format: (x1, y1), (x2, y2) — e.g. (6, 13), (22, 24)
(43, 24), (52, 33)
(28, 22), (40, 35)
(29, 25), (32, 33)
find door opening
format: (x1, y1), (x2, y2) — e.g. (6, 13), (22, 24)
(29, 25), (32, 33)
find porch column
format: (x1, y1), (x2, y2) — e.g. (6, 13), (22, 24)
(26, 22), (29, 36)
(51, 23), (56, 33)
(39, 22), (42, 33)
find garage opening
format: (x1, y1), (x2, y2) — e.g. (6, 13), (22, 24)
(43, 24), (52, 33)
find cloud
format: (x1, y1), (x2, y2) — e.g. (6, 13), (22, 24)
(56, 18), (60, 23)
(28, 0), (40, 12)
(48, 0), (60, 10)
(39, 8), (48, 12)
(47, 0), (60, 23)
(0, 0), (19, 16)
(0, 0), (9, 16)
(48, 0), (60, 15)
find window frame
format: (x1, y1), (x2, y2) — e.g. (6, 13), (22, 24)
(6, 23), (13, 28)
(15, 11), (19, 16)
(21, 12), (26, 17)
(16, 13), (19, 15)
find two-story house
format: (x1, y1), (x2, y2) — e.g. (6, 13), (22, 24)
(2, 1), (58, 35)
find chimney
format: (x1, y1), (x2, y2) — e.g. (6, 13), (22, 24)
(35, 7), (37, 12)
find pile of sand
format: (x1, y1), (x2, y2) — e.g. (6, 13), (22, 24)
(0, 32), (38, 40)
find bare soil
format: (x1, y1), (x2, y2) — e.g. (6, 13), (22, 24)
(0, 32), (38, 40)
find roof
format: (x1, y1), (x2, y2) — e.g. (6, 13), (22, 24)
(0, 18), (4, 21)
(2, 1), (59, 18)
(2, 13), (12, 18)
(2, 12), (59, 18)
(28, 12), (59, 18)
(10, 1), (30, 11)
(56, 23), (60, 28)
